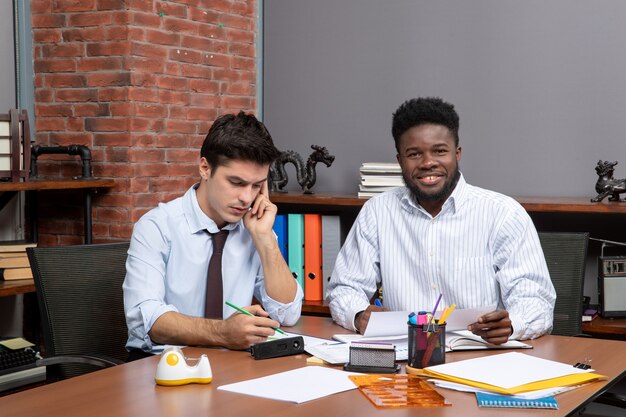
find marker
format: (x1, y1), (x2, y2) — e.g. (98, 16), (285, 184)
(374, 298), (383, 307)
(225, 301), (287, 335)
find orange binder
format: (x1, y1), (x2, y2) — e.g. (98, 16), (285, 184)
(304, 214), (323, 301)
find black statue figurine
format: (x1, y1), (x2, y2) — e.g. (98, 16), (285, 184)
(269, 145), (335, 194)
(591, 160), (626, 202)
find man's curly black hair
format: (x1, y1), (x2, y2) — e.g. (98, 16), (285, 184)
(391, 97), (459, 152)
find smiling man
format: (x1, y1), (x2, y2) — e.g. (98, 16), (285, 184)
(123, 112), (302, 357)
(327, 97), (556, 344)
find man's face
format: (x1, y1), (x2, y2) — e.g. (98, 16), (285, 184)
(198, 158), (269, 228)
(396, 123), (461, 215)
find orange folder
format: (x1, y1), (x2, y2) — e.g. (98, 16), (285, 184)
(304, 214), (323, 301)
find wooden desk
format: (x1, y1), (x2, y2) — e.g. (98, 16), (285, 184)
(0, 179), (115, 244)
(0, 279), (35, 297)
(1, 317), (625, 417)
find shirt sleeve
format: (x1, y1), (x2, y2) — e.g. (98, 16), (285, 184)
(123, 215), (176, 352)
(326, 202), (381, 331)
(492, 206), (556, 340)
(256, 274), (304, 327)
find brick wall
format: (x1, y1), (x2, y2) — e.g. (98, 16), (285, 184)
(30, 0), (257, 245)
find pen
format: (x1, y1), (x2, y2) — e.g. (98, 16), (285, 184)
(374, 298), (383, 308)
(225, 301), (287, 335)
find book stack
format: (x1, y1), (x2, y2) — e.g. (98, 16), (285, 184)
(0, 241), (37, 280)
(358, 162), (404, 198)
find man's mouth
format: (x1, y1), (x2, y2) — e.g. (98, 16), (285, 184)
(416, 174), (444, 186)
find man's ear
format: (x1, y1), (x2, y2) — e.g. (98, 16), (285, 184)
(199, 157), (211, 180)
(456, 146), (462, 162)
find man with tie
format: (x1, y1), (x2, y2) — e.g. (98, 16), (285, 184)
(123, 112), (302, 357)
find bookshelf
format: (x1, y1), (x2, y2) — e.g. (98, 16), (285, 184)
(271, 192), (626, 325)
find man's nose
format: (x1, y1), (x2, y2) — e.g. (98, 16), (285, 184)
(419, 153), (438, 169)
(238, 186), (255, 205)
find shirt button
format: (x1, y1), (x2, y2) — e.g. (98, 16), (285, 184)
(429, 251), (434, 257)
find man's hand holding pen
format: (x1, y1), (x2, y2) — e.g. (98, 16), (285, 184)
(466, 310), (513, 345)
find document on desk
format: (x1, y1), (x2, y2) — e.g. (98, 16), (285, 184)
(217, 366), (361, 403)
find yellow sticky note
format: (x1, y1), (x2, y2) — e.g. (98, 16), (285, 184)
(0, 337), (34, 350)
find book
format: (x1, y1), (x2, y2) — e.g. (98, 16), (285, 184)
(360, 176), (405, 186)
(359, 162), (402, 174)
(321, 215), (341, 299)
(446, 330), (533, 351)
(0, 253), (30, 269)
(1, 267), (33, 280)
(0, 240), (37, 253)
(582, 307), (599, 322)
(303, 214), (323, 301)
(476, 391), (558, 409)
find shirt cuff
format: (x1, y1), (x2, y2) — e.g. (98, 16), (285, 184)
(508, 313), (525, 340)
(347, 304), (369, 333)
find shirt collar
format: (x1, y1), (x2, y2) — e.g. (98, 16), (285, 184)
(399, 173), (468, 217)
(184, 183), (242, 235)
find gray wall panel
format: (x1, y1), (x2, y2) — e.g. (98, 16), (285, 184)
(263, 0), (626, 197)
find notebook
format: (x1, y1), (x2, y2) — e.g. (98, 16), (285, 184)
(446, 330), (532, 351)
(476, 392), (558, 409)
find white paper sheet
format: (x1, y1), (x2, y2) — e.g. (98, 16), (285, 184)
(437, 305), (496, 331)
(217, 366), (361, 403)
(362, 311), (411, 337)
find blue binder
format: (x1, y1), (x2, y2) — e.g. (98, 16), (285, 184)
(287, 214), (304, 290)
(273, 214), (288, 261)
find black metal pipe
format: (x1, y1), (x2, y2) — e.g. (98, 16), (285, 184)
(30, 144), (93, 178)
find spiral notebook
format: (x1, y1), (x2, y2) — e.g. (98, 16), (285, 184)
(476, 392), (558, 409)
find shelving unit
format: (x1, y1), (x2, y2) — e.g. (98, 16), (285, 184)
(272, 192), (626, 337)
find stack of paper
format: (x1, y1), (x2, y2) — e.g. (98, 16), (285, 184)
(358, 162), (404, 198)
(418, 352), (605, 400)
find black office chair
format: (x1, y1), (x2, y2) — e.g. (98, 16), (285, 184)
(27, 242), (130, 381)
(538, 232), (626, 411)
(538, 232), (589, 336)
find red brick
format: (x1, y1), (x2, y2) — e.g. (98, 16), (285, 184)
(163, 17), (200, 35)
(159, 90), (190, 105)
(131, 42), (168, 59)
(131, 11), (162, 28)
(218, 13), (251, 30)
(188, 7), (219, 23)
(49, 132), (93, 145)
(130, 208), (150, 222)
(231, 56), (255, 71)
(105, 25), (131, 40)
(42, 43), (85, 57)
(98, 88), (128, 101)
(165, 119), (198, 134)
(95, 207), (129, 222)
(56, 89), (99, 102)
(127, 27), (145, 41)
(74, 103), (110, 117)
(33, 29), (63, 43)
(31, 0), (52, 13)
(98, 193), (134, 207)
(129, 148), (165, 163)
(32, 14), (66, 28)
(152, 178), (188, 192)
(156, 134), (190, 148)
(190, 79), (219, 93)
(36, 89), (54, 102)
(231, 1), (255, 17)
(213, 68), (240, 82)
(110, 102), (136, 116)
(35, 59), (78, 73)
(157, 75), (189, 91)
(78, 57), (124, 71)
(36, 104), (74, 117)
(132, 193), (166, 208)
(45, 74), (87, 88)
(228, 42), (255, 57)
(168, 106), (189, 119)
(203, 52), (230, 68)
(69, 12), (113, 27)
(109, 222), (133, 238)
(226, 28), (254, 44)
(85, 117), (130, 132)
(156, 2), (187, 19)
(198, 24), (224, 40)
(222, 96), (252, 109)
(169, 48), (203, 64)
(86, 72), (131, 87)
(136, 103), (167, 118)
(179, 35), (216, 52)
(87, 42), (131, 57)
(37, 118), (66, 131)
(52, 0), (96, 12)
(126, 56), (166, 73)
(201, 0), (230, 13)
(165, 149), (197, 162)
(223, 82), (254, 96)
(132, 163), (165, 177)
(189, 95), (219, 108)
(97, 0), (126, 11)
(66, 117), (85, 131)
(94, 133), (132, 146)
(129, 118), (164, 132)
(128, 87), (159, 102)
(63, 27), (111, 42)
(145, 29), (180, 46)
(179, 63), (211, 79)
(96, 164), (132, 178)
(167, 163), (198, 177)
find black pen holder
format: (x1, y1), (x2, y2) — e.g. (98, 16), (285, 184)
(408, 322), (446, 369)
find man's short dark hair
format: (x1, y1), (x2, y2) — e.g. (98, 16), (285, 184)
(391, 97), (460, 151)
(201, 111), (281, 171)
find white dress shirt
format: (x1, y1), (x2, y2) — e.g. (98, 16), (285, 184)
(124, 184), (303, 353)
(327, 174), (555, 340)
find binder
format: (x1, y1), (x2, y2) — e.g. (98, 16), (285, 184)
(303, 214), (323, 301)
(321, 215), (341, 299)
(273, 214), (288, 261)
(476, 392), (558, 409)
(287, 214), (304, 290)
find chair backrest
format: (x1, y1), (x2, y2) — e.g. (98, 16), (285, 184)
(538, 232), (589, 336)
(27, 242), (130, 380)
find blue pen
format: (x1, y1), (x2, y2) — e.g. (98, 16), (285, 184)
(374, 298), (383, 307)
